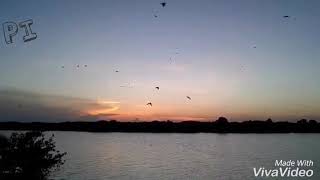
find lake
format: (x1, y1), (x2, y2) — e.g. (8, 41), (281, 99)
(1, 131), (320, 179)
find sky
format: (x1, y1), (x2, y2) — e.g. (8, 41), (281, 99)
(0, 0), (320, 122)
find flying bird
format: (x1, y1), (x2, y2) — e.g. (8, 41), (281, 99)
(169, 57), (174, 64)
(153, 9), (159, 18)
(84, 65), (87, 67)
(240, 65), (246, 72)
(253, 46), (257, 48)
(283, 16), (290, 18)
(146, 102), (153, 106)
(155, 87), (160, 90)
(115, 70), (119, 73)
(76, 65), (80, 68)
(186, 96), (191, 100)
(61, 66), (65, 68)
(161, 2), (166, 7)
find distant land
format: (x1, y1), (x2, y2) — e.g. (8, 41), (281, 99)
(0, 117), (319, 133)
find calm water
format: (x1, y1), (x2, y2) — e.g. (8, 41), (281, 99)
(1, 131), (320, 180)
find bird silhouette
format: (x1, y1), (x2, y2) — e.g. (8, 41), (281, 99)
(161, 2), (166, 7)
(155, 87), (160, 90)
(61, 66), (65, 68)
(186, 96), (191, 100)
(283, 16), (290, 18)
(146, 102), (153, 106)
(115, 70), (119, 73)
(154, 14), (158, 18)
(169, 57), (174, 64)
(240, 65), (246, 72)
(253, 46), (257, 48)
(84, 65), (87, 67)
(76, 65), (80, 68)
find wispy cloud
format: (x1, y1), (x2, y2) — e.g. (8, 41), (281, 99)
(87, 104), (120, 116)
(0, 88), (118, 122)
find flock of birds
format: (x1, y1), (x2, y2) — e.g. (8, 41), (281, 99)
(61, 64), (88, 69)
(58, 1), (294, 109)
(58, 2), (192, 108)
(153, 1), (167, 18)
(147, 7), (184, 108)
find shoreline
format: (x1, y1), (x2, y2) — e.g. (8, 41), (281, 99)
(0, 119), (319, 133)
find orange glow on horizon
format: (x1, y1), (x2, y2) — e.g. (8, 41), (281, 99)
(86, 100), (120, 116)
(87, 106), (120, 116)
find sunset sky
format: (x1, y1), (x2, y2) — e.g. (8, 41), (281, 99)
(1, 0), (320, 122)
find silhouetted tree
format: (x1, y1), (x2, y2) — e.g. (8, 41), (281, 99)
(214, 117), (229, 125)
(297, 119), (308, 124)
(309, 120), (318, 125)
(266, 118), (273, 123)
(0, 131), (66, 180)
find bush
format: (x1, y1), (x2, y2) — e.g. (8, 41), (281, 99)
(0, 131), (66, 180)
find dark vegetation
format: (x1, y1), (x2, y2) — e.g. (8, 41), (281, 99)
(0, 117), (319, 133)
(0, 131), (66, 180)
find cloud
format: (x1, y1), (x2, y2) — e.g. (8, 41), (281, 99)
(97, 100), (120, 104)
(88, 106), (119, 116)
(0, 88), (118, 122)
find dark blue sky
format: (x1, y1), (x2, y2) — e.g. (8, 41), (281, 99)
(1, 0), (320, 122)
